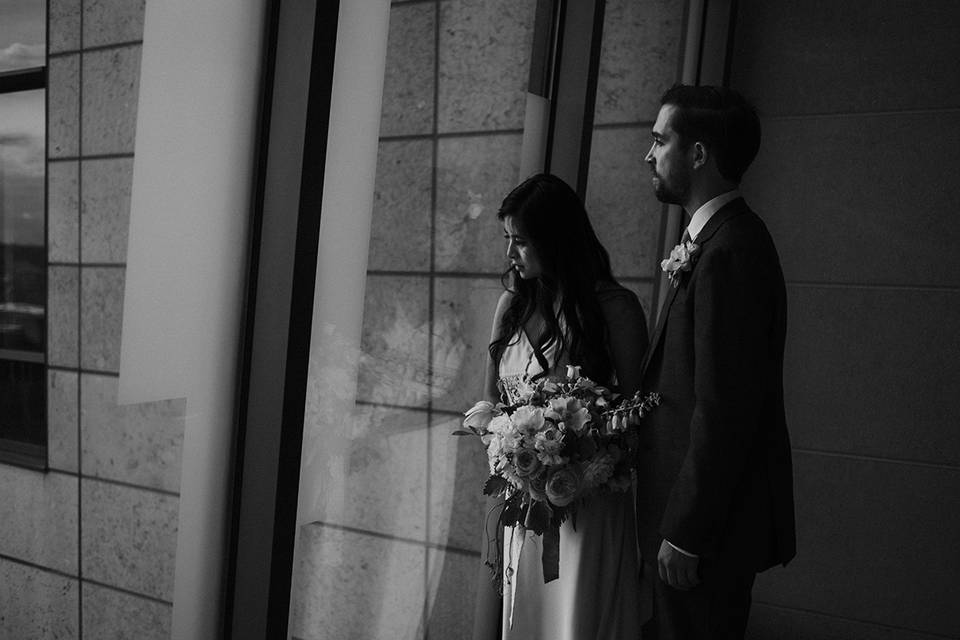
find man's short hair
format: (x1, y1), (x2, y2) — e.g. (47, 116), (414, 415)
(660, 84), (761, 184)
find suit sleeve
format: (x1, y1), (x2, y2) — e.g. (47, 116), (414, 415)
(660, 244), (775, 555)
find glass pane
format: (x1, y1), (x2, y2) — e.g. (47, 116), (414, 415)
(290, 2), (538, 638)
(0, 0), (46, 72)
(0, 358), (44, 446)
(584, 0), (687, 316)
(0, 88), (45, 352)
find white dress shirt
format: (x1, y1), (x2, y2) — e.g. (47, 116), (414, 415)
(685, 189), (741, 242)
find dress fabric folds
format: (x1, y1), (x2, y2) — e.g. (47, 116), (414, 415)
(497, 330), (646, 640)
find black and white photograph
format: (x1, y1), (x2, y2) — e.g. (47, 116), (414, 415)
(0, 1), (957, 638)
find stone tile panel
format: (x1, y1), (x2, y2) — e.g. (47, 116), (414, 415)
(82, 46), (141, 155)
(431, 277), (503, 412)
(428, 413), (488, 551)
(47, 369), (79, 473)
(82, 582), (172, 640)
(0, 559), (78, 639)
(83, 0), (146, 47)
(585, 126), (664, 280)
(784, 286), (960, 465)
(380, 2), (435, 136)
(426, 548), (479, 639)
(752, 452), (960, 637)
(742, 112), (960, 287)
(81, 479), (178, 602)
(748, 602), (950, 640)
(48, 265), (79, 368)
(357, 275), (431, 408)
(301, 405), (427, 541)
(289, 524), (426, 639)
(730, 0), (960, 116)
(81, 373), (185, 493)
(48, 54), (80, 158)
(80, 266), (124, 372)
(48, 160), (80, 262)
(50, 0), (82, 53)
(594, 0), (684, 125)
(369, 139), (432, 271)
(81, 157), (132, 264)
(437, 0), (537, 133)
(0, 467), (78, 574)
(435, 133), (522, 273)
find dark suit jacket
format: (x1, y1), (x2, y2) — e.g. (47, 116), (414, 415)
(636, 198), (796, 575)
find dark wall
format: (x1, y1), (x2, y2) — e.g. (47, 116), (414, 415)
(728, 1), (960, 638)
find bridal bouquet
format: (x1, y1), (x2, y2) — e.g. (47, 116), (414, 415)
(453, 365), (660, 590)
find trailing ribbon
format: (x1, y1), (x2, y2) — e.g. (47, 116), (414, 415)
(523, 499), (559, 584)
(541, 525), (560, 583)
(503, 525), (525, 629)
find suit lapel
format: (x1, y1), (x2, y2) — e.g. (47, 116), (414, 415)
(641, 274), (681, 376)
(641, 198), (748, 378)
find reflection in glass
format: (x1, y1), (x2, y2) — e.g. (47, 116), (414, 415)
(0, 0), (46, 72)
(0, 359), (43, 446)
(289, 2), (537, 638)
(0, 89), (45, 352)
(584, 0), (687, 313)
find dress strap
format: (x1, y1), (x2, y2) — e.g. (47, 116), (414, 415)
(523, 329), (553, 377)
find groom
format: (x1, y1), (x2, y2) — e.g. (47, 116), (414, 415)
(636, 84), (796, 638)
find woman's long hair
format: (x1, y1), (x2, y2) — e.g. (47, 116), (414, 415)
(489, 173), (619, 384)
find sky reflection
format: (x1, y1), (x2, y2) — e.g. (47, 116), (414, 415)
(0, 0), (46, 247)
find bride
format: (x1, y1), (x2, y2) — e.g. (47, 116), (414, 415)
(473, 173), (650, 640)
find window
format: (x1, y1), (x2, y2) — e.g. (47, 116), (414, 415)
(0, 0), (47, 468)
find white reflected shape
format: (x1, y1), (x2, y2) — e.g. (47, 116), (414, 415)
(118, 1), (266, 638)
(294, 0), (389, 528)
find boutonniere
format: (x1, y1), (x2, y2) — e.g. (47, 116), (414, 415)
(660, 240), (700, 288)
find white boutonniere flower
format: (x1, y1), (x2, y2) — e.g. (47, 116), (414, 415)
(660, 240), (700, 288)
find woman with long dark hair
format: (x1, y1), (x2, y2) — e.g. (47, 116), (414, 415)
(474, 173), (650, 639)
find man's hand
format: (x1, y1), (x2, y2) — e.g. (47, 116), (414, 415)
(657, 539), (701, 590)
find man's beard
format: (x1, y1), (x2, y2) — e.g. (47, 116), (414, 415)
(653, 170), (689, 205)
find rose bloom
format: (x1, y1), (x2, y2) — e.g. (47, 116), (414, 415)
(534, 426), (565, 465)
(606, 470), (632, 493)
(501, 465), (527, 491)
(500, 429), (522, 454)
(513, 448), (541, 477)
(545, 466), (582, 507)
(510, 405), (545, 436)
(581, 453), (616, 489)
(672, 242), (697, 266)
(528, 469), (549, 502)
(662, 242), (699, 274)
(486, 414), (512, 435)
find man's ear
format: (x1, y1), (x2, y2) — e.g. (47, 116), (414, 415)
(692, 141), (708, 170)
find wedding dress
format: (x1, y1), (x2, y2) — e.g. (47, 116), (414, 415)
(496, 328), (647, 640)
